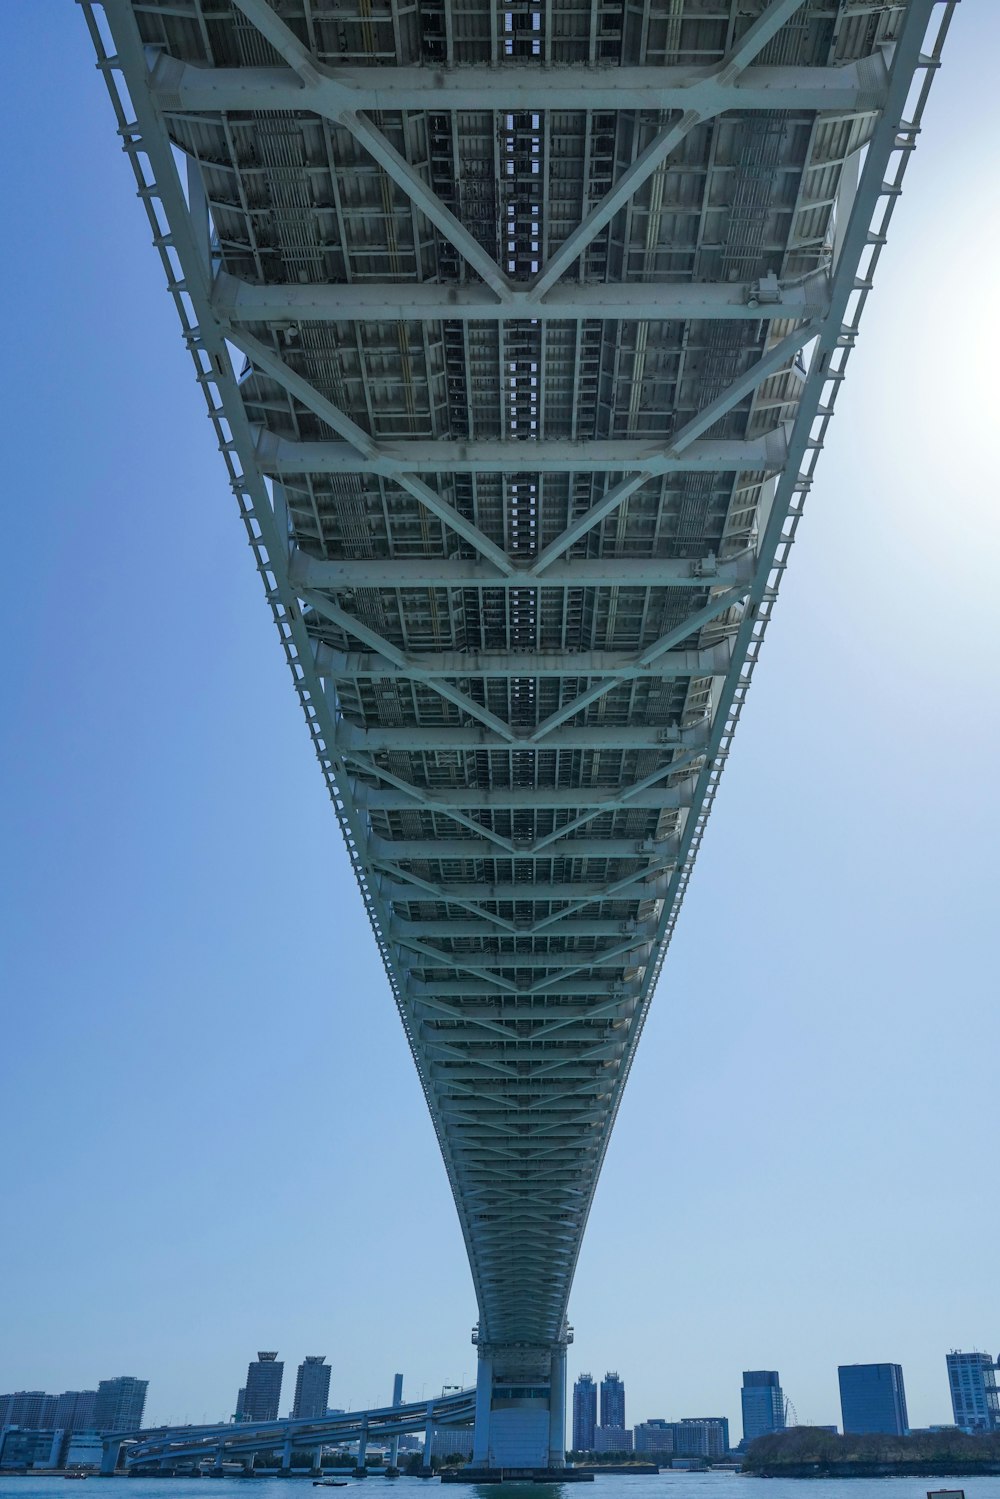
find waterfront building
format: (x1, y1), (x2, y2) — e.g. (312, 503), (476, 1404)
(593, 1425), (632, 1453)
(838, 1364), (908, 1436)
(241, 1352), (284, 1422)
(676, 1418), (729, 1458)
(741, 1371), (785, 1444)
(64, 1433), (104, 1469)
(633, 1420), (673, 1455)
(572, 1374), (597, 1451)
(292, 1357), (332, 1420)
(947, 1350), (1000, 1433)
(599, 1372), (625, 1430)
(93, 1376), (148, 1433)
(0, 1428), (64, 1471)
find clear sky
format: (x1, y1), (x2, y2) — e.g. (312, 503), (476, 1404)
(1, 1), (997, 1442)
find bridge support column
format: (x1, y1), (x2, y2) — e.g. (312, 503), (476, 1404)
(353, 1420), (368, 1475)
(281, 1437), (293, 1471)
(388, 1373), (404, 1470)
(469, 1336), (571, 1475)
(100, 1440), (122, 1476)
(548, 1344), (567, 1469)
(422, 1403), (435, 1474)
(472, 1355), (493, 1465)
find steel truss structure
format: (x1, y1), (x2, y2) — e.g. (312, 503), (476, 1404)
(83, 0), (953, 1469)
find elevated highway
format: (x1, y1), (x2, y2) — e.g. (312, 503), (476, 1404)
(100, 1387), (475, 1473)
(83, 0), (954, 1472)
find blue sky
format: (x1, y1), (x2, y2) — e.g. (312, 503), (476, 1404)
(1, 3), (997, 1439)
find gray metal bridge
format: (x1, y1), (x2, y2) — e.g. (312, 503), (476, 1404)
(82, 0), (953, 1472)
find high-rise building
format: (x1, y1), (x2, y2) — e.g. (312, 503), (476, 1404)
(838, 1364), (908, 1436)
(0, 1393), (58, 1430)
(292, 1357), (331, 1420)
(572, 1374), (597, 1451)
(741, 1371), (786, 1444)
(241, 1353), (284, 1422)
(600, 1372), (625, 1430)
(0, 1391), (98, 1434)
(947, 1351), (1000, 1434)
(53, 1392), (98, 1433)
(93, 1377), (148, 1433)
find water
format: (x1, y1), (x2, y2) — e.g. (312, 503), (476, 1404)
(1, 1475), (996, 1499)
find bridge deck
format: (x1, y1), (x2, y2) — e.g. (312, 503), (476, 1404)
(84, 0), (953, 1381)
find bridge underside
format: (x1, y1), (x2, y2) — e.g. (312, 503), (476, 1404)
(85, 0), (951, 1469)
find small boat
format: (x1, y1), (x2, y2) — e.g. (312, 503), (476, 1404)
(312, 1481), (348, 1487)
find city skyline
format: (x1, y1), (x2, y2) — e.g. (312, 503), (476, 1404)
(1, 2), (998, 1447)
(3, 1343), (993, 1444)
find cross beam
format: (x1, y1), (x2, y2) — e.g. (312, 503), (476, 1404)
(213, 269), (831, 326)
(259, 429), (789, 476)
(152, 57), (888, 118)
(356, 781), (691, 812)
(319, 643), (732, 681)
(370, 835), (676, 861)
(294, 554), (753, 591)
(332, 721), (710, 753)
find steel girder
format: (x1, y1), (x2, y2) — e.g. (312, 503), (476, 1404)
(84, 0), (954, 1366)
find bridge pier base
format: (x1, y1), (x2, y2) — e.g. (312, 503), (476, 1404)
(467, 1339), (569, 1477)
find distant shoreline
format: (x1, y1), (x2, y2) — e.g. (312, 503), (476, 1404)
(750, 1461), (1000, 1479)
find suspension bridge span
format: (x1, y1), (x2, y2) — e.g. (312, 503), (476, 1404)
(83, 0), (953, 1474)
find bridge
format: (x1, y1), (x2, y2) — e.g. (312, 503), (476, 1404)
(82, 0), (953, 1475)
(98, 1385), (475, 1475)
